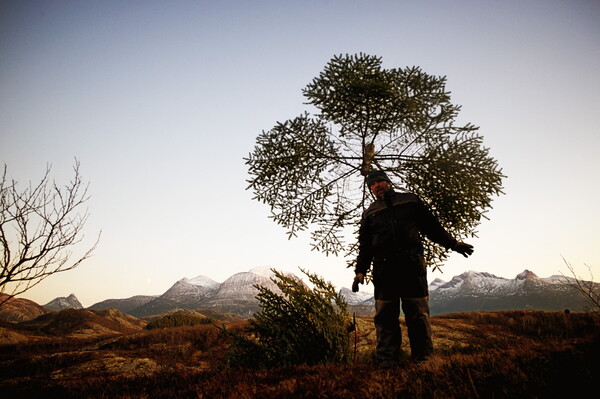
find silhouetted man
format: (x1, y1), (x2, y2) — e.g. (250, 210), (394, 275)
(352, 170), (473, 366)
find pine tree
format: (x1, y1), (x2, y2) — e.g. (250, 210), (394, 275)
(246, 53), (504, 269)
(226, 269), (351, 368)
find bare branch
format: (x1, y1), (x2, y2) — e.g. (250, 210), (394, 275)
(0, 160), (99, 305)
(560, 257), (600, 313)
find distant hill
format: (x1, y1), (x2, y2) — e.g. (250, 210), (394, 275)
(141, 308), (244, 324)
(18, 308), (146, 338)
(0, 306), (242, 345)
(88, 295), (158, 314)
(0, 293), (50, 323)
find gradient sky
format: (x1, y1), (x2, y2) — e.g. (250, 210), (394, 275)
(1, 0), (598, 307)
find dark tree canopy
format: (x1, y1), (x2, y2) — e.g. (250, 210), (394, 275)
(246, 53), (504, 269)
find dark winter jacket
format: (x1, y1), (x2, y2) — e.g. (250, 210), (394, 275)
(355, 190), (457, 298)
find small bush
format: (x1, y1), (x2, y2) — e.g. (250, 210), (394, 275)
(145, 314), (213, 330)
(226, 268), (352, 368)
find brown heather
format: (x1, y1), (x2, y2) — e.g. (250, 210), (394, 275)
(0, 310), (598, 398)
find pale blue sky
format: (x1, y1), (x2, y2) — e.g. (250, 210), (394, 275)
(1, 0), (598, 306)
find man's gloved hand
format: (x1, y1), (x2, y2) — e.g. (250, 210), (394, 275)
(352, 273), (365, 292)
(453, 241), (474, 258)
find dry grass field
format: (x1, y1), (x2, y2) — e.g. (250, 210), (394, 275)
(0, 310), (598, 398)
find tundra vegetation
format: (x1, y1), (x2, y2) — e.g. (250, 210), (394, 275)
(0, 291), (598, 397)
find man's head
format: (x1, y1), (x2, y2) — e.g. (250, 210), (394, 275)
(366, 170), (392, 199)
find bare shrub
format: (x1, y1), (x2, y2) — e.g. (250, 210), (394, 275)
(561, 258), (600, 313)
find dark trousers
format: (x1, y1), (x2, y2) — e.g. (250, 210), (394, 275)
(374, 296), (433, 365)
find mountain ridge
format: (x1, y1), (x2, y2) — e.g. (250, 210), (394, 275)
(7, 268), (596, 321)
(428, 269), (589, 314)
(44, 293), (83, 311)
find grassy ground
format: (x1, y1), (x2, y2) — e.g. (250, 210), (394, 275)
(0, 311), (598, 398)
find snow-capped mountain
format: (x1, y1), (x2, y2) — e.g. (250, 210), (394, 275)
(247, 266), (279, 278)
(338, 287), (374, 306)
(81, 268), (596, 319)
(162, 276), (220, 302)
(428, 270), (590, 314)
(431, 270), (560, 297)
(132, 275), (220, 317)
(211, 271), (275, 302)
(429, 278), (446, 291)
(199, 271), (281, 316)
(112, 268), (296, 318)
(185, 275), (221, 288)
(44, 294), (83, 311)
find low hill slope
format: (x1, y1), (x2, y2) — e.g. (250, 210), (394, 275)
(17, 308), (146, 339)
(0, 293), (50, 323)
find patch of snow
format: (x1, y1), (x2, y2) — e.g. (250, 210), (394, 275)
(248, 266), (278, 277)
(185, 275), (220, 288)
(339, 287), (374, 305)
(429, 278), (446, 291)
